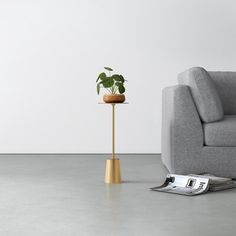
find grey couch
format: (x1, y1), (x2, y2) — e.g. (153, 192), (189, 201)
(162, 67), (236, 178)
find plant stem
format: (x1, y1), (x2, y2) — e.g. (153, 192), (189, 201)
(103, 86), (112, 94)
(108, 88), (112, 93)
(113, 86), (118, 94)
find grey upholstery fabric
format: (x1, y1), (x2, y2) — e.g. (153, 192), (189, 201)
(209, 71), (236, 115)
(162, 85), (203, 174)
(178, 67), (224, 123)
(162, 84), (236, 178)
(204, 115), (236, 146)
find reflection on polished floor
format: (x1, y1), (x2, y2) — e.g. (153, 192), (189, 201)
(0, 154), (235, 236)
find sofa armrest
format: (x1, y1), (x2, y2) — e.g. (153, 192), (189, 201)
(162, 85), (203, 173)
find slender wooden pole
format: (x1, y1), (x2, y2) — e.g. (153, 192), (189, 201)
(112, 104), (115, 159)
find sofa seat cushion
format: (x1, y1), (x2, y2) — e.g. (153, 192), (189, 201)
(178, 67), (224, 123)
(204, 115), (236, 146)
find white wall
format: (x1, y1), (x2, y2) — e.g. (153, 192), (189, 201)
(1, 0), (236, 153)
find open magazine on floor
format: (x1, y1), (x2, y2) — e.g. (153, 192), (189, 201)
(150, 174), (236, 196)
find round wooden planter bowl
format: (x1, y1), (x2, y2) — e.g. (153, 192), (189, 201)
(103, 94), (125, 103)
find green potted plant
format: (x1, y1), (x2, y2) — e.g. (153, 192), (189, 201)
(96, 67), (126, 103)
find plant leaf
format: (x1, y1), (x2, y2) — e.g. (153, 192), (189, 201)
(115, 82), (122, 86)
(112, 74), (125, 83)
(118, 84), (125, 94)
(119, 75), (125, 82)
(102, 77), (114, 88)
(111, 74), (122, 82)
(98, 72), (106, 80)
(104, 67), (113, 71)
(97, 83), (100, 94)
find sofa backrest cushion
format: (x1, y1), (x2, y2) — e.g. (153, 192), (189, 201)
(209, 71), (236, 115)
(178, 67), (224, 123)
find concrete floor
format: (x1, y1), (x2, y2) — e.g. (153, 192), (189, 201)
(0, 154), (235, 236)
